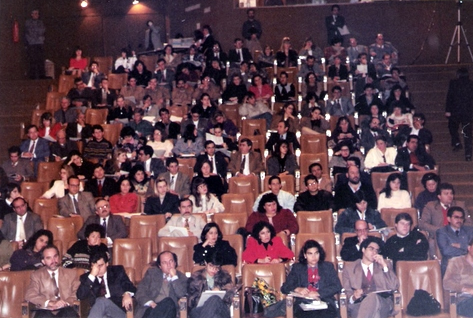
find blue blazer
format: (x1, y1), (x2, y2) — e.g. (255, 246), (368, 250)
(20, 138), (50, 162)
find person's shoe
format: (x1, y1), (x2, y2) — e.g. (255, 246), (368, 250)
(453, 143), (463, 151)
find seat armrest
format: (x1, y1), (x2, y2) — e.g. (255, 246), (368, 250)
(179, 297), (187, 318)
(393, 291), (402, 318)
(21, 301), (29, 318)
(339, 292), (347, 318)
(232, 294), (240, 318)
(449, 291), (457, 318)
(286, 294), (294, 318)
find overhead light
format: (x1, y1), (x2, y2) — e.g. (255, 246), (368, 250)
(132, 0), (139, 4)
(80, 0), (88, 8)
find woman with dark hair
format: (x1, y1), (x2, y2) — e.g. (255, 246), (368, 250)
(302, 72), (319, 98)
(249, 74), (273, 104)
(187, 252), (235, 318)
(189, 177), (224, 214)
(257, 45), (275, 68)
(276, 37), (298, 67)
(266, 140), (299, 176)
(270, 103), (300, 133)
(147, 127), (174, 158)
(301, 105), (330, 135)
(41, 164), (82, 199)
(281, 240), (341, 318)
(385, 84), (414, 114)
(130, 60), (152, 87)
(0, 183), (22, 218)
(173, 124), (204, 156)
(195, 93), (217, 119)
(329, 140), (364, 176)
(193, 223), (237, 266)
(161, 44), (181, 71)
(331, 116), (359, 149)
(242, 221), (294, 264)
(9, 229), (53, 271)
(245, 193), (299, 237)
(68, 46), (88, 75)
(62, 223), (108, 269)
(104, 147), (132, 178)
(222, 74), (247, 104)
(194, 161), (227, 200)
(414, 173), (441, 213)
(38, 112), (63, 142)
(129, 164), (151, 197)
(67, 150), (95, 181)
(378, 172), (411, 211)
(109, 177), (138, 214)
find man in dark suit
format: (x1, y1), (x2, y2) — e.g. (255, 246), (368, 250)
(20, 125), (50, 176)
(228, 138), (264, 176)
(49, 129), (79, 161)
(360, 117), (392, 153)
(25, 245), (80, 318)
(81, 60), (105, 89)
(2, 146), (34, 183)
(67, 78), (94, 108)
(334, 165), (377, 211)
(93, 77), (117, 109)
(180, 106), (209, 138)
(77, 252), (136, 318)
(326, 85), (354, 116)
(325, 5), (345, 45)
(266, 120), (300, 154)
(437, 206), (473, 275)
(158, 157), (191, 198)
(194, 141), (228, 177)
(395, 135), (436, 172)
(446, 68), (473, 160)
(294, 174), (333, 212)
(154, 58), (175, 93)
(77, 199), (127, 245)
(355, 84), (385, 115)
(144, 178), (179, 220)
(1, 197), (43, 246)
(335, 190), (386, 235)
(138, 145), (166, 179)
(58, 176), (96, 219)
(340, 220), (369, 261)
(228, 38), (252, 67)
(155, 108), (180, 141)
(54, 96), (79, 124)
(134, 251), (188, 318)
(342, 237), (399, 318)
(85, 164), (117, 199)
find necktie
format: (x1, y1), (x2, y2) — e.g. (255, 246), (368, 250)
(280, 135), (284, 140)
(98, 180), (103, 197)
(29, 140), (36, 153)
(98, 276), (106, 297)
(366, 268), (372, 282)
(170, 176), (175, 190)
(240, 155), (246, 174)
(409, 152), (419, 165)
(102, 218), (107, 236)
(382, 155), (386, 163)
(456, 230), (460, 237)
(73, 195), (81, 215)
(238, 49), (243, 61)
(51, 272), (60, 299)
(62, 110), (66, 123)
(17, 215), (26, 241)
(184, 218), (189, 229)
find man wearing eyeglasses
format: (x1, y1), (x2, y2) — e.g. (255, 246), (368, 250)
(1, 197), (43, 248)
(58, 176), (95, 219)
(342, 236), (398, 318)
(340, 220), (369, 262)
(436, 206), (473, 276)
(77, 199), (127, 247)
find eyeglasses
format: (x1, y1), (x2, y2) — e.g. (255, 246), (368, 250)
(307, 182), (318, 187)
(366, 246), (379, 253)
(96, 205), (110, 211)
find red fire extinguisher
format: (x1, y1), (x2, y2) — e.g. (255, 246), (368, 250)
(13, 20), (19, 43)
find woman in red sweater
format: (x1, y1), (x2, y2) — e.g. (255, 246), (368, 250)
(109, 177), (138, 214)
(245, 193), (299, 237)
(242, 221), (294, 264)
(38, 112), (63, 142)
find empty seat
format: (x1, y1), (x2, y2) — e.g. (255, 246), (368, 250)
(129, 214), (166, 257)
(177, 157), (196, 181)
(47, 216), (83, 255)
(0, 270), (34, 318)
(241, 119), (266, 136)
(113, 238), (153, 283)
(157, 236), (198, 274)
(108, 73), (128, 90)
(45, 92), (64, 112)
(224, 234), (244, 276)
(212, 213), (247, 236)
(21, 182), (49, 207)
(36, 161), (63, 184)
(102, 123), (123, 146)
(300, 134), (328, 154)
(85, 108), (108, 125)
(228, 175), (259, 205)
(296, 210), (334, 233)
(221, 193), (255, 216)
(33, 198), (59, 229)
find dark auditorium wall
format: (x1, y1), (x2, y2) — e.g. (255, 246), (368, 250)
(1, 0), (472, 80)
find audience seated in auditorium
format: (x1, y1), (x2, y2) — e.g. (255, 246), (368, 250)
(254, 175), (296, 212)
(266, 140), (299, 177)
(361, 118), (392, 154)
(109, 95), (133, 124)
(347, 37), (368, 68)
(130, 60), (153, 88)
(173, 124), (204, 157)
(0, 183), (22, 220)
(298, 55), (324, 79)
(83, 125), (113, 163)
(340, 220), (368, 261)
(309, 162), (333, 192)
(180, 106), (209, 138)
(270, 103), (300, 134)
(65, 111), (92, 141)
(376, 53), (398, 79)
(207, 111), (238, 138)
(328, 56), (349, 82)
(395, 135), (435, 172)
(294, 174), (333, 212)
(140, 93), (160, 118)
(109, 177), (138, 214)
(326, 86), (354, 116)
(377, 172), (411, 211)
(41, 164), (82, 199)
(1, 197), (43, 246)
(64, 223), (109, 269)
(68, 46), (88, 75)
(128, 108), (154, 139)
(329, 141), (364, 176)
(334, 165), (378, 212)
(364, 135), (397, 171)
(243, 221), (294, 264)
(49, 130), (78, 161)
(355, 84), (384, 115)
(276, 37), (298, 68)
(54, 96), (79, 124)
(158, 157), (191, 198)
(155, 108), (181, 141)
(249, 74), (273, 104)
(257, 45), (275, 68)
(82, 60), (105, 89)
(93, 77), (116, 109)
(189, 177), (224, 214)
(9, 229), (52, 271)
(384, 212), (428, 270)
(245, 193), (298, 237)
(158, 198), (206, 241)
(195, 93), (217, 119)
(58, 175), (95, 219)
(2, 146), (34, 183)
(193, 222), (237, 266)
(324, 37), (347, 65)
(193, 161), (227, 200)
(369, 33), (399, 65)
(437, 206), (473, 275)
(195, 140), (228, 177)
(385, 85), (414, 114)
(274, 71), (296, 102)
(120, 75), (145, 107)
(228, 138), (264, 176)
(85, 164), (118, 199)
(161, 45), (181, 72)
(144, 177), (179, 219)
(193, 75), (221, 102)
(396, 112), (433, 148)
(172, 78), (194, 106)
(239, 92), (272, 130)
(113, 48), (137, 73)
(153, 58), (174, 98)
(414, 172), (440, 213)
(228, 37), (252, 67)
(300, 105), (330, 135)
(68, 77), (94, 108)
(360, 104), (387, 130)
(20, 125), (50, 175)
(266, 120), (300, 153)
(138, 145), (166, 178)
